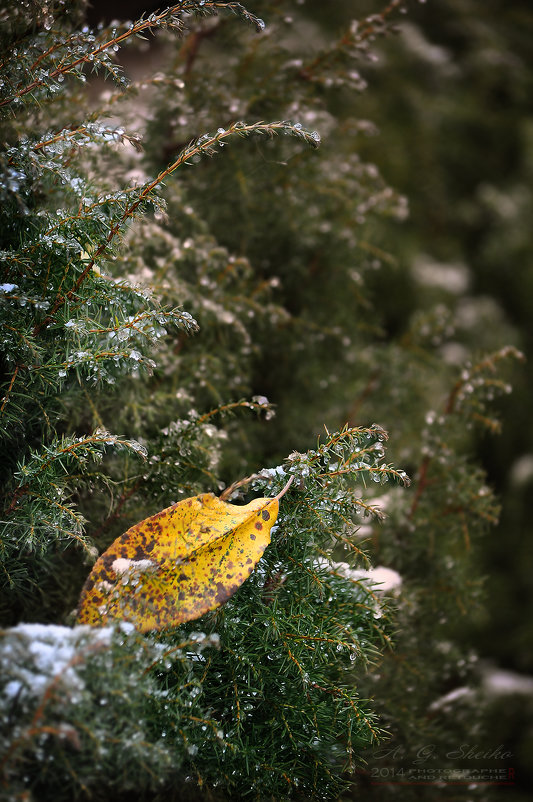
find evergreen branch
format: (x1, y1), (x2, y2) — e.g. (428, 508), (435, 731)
(84, 309), (198, 337)
(0, 2), (264, 111)
(0, 636), (112, 777)
(59, 347), (157, 374)
(323, 463), (410, 486)
(0, 722), (80, 780)
(282, 631), (363, 656)
(320, 532), (367, 559)
(33, 121), (319, 336)
(470, 410), (502, 433)
(354, 0), (407, 41)
(410, 346), (523, 518)
(444, 345), (523, 415)
(308, 681), (380, 740)
(0, 365), (19, 415)
(37, 189), (142, 239)
(282, 638), (307, 680)
(142, 639), (200, 674)
(3, 433), (146, 517)
(32, 124), (143, 154)
(181, 713), (227, 737)
(0, 12), (177, 108)
(299, 0), (407, 81)
(191, 1), (265, 31)
(196, 397), (273, 425)
(26, 31), (84, 74)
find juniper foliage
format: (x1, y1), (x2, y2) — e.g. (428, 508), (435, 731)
(0, 1), (522, 800)
(0, 2), (405, 799)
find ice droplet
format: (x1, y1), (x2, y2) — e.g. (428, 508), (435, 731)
(129, 440), (148, 457)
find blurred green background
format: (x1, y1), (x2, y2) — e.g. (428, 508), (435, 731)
(350, 0), (533, 675)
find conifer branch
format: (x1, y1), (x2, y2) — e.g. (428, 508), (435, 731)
(1, 1), (522, 798)
(409, 346), (522, 518)
(299, 0), (407, 81)
(32, 120), (319, 336)
(0, 2), (264, 111)
(0, 365), (19, 414)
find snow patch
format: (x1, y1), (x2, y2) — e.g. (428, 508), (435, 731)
(317, 558), (402, 593)
(111, 557), (154, 575)
(482, 667), (533, 697)
(412, 256), (470, 294)
(429, 686), (474, 712)
(0, 623), (120, 702)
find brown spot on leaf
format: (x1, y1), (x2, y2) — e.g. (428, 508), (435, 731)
(214, 582), (231, 605)
(77, 489), (281, 631)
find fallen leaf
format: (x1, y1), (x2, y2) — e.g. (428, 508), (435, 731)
(76, 478), (292, 632)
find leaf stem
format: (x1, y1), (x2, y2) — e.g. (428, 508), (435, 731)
(275, 475), (294, 500)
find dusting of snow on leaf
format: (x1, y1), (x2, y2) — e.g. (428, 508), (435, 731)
(111, 557), (154, 575)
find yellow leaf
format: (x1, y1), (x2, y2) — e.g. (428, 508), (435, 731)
(76, 478), (292, 632)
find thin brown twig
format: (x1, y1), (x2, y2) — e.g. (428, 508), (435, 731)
(179, 18), (222, 75)
(299, 0), (405, 80)
(0, 365), (19, 415)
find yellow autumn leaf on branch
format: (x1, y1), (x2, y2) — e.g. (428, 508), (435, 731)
(76, 478), (292, 632)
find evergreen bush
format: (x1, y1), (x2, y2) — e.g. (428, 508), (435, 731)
(0, 1), (522, 800)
